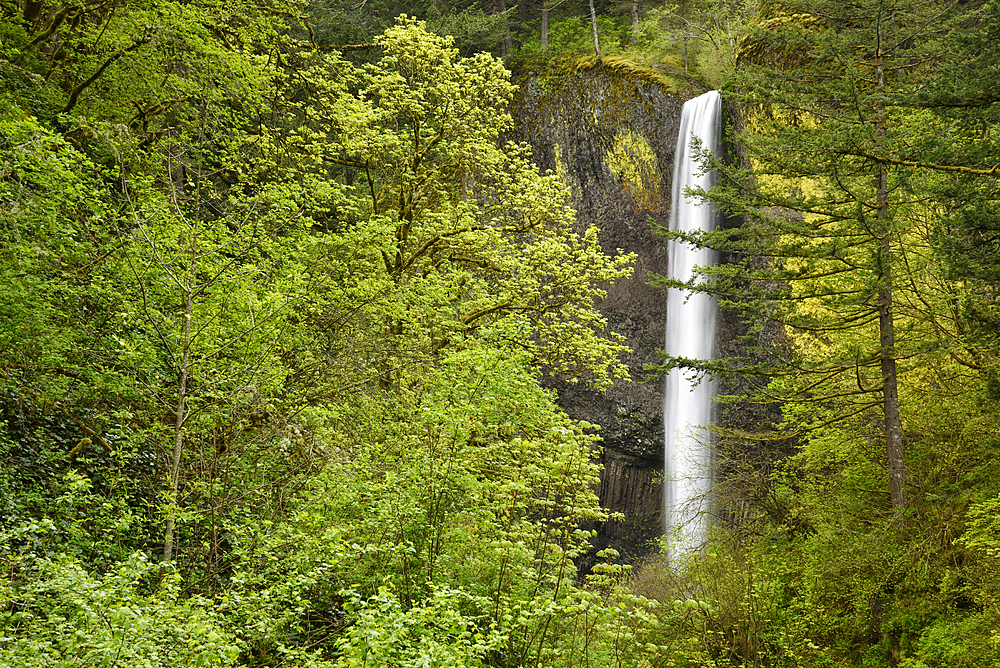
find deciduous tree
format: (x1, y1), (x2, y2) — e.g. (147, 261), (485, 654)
(300, 17), (634, 388)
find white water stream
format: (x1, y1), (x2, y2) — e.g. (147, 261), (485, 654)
(663, 90), (722, 556)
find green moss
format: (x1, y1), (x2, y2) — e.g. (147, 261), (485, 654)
(514, 55), (708, 124)
(573, 53), (692, 97)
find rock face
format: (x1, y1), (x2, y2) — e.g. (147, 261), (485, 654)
(512, 63), (711, 560)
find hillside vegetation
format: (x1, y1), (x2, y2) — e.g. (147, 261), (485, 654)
(2, 1), (1000, 667)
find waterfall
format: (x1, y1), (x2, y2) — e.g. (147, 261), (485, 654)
(663, 90), (722, 556)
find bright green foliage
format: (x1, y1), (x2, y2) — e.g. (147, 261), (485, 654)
(223, 344), (658, 665)
(0, 553), (239, 667)
(334, 586), (498, 668)
(1, 6), (648, 667)
(0, 101), (144, 557)
(0, 476), (238, 667)
(292, 347), (608, 594)
(11, 0), (291, 122)
(0, 113), (116, 408)
(298, 18), (633, 388)
(960, 495), (1000, 560)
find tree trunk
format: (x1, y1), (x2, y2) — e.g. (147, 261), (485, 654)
(630, 0), (640, 46)
(163, 233), (195, 563)
(588, 0), (601, 56)
(878, 265), (906, 509)
(874, 54), (907, 511)
(541, 0), (564, 52)
(724, 4), (735, 57)
(497, 0), (513, 56)
(541, 6), (549, 51)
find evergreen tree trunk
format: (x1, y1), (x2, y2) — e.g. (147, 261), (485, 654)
(876, 171), (906, 509)
(723, 3), (735, 56)
(874, 53), (907, 510)
(497, 0), (513, 56)
(541, 0), (564, 52)
(878, 254), (906, 510)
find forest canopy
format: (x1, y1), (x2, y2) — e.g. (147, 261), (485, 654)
(0, 3), (651, 666)
(3, 0), (1000, 667)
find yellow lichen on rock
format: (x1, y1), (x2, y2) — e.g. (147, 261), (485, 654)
(604, 130), (662, 211)
(551, 140), (576, 197)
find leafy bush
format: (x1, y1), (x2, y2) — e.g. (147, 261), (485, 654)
(512, 15), (629, 68)
(0, 551), (238, 667)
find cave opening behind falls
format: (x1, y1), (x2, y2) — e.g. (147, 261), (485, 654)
(663, 90), (722, 558)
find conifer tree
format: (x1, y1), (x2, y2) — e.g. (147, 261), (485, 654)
(914, 0), (1000, 345)
(664, 0), (968, 510)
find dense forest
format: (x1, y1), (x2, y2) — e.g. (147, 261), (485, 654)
(2, 0), (999, 666)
